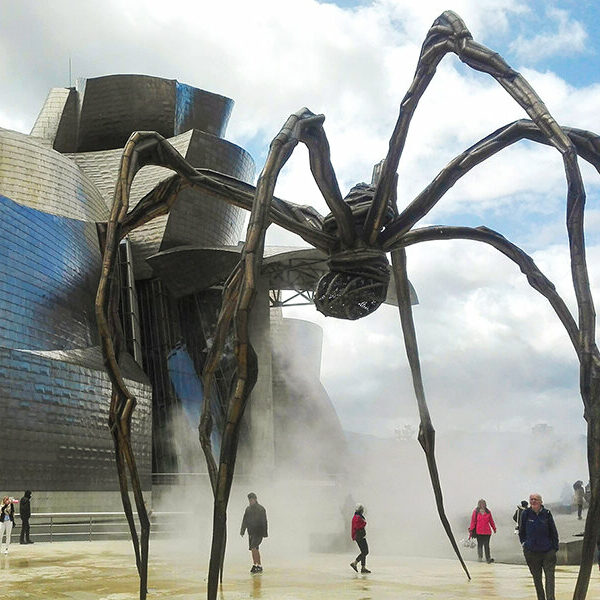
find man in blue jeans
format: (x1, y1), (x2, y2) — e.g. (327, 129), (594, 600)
(519, 492), (559, 600)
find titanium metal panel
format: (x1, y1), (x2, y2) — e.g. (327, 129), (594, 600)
(77, 75), (175, 152)
(75, 75), (235, 152)
(0, 347), (151, 491)
(29, 87), (72, 143)
(0, 128), (109, 220)
(175, 82), (233, 138)
(161, 129), (254, 251)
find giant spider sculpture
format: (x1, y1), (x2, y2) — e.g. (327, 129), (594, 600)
(96, 10), (600, 600)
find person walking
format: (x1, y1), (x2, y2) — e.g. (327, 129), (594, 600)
(519, 492), (559, 600)
(469, 498), (497, 563)
(350, 504), (371, 574)
(573, 481), (585, 520)
(0, 497), (15, 554)
(240, 492), (268, 574)
(19, 490), (33, 544)
(513, 499), (529, 533)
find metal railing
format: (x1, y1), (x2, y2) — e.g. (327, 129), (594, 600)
(16, 511), (188, 543)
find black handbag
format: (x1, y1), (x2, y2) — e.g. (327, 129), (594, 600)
(470, 511), (478, 538)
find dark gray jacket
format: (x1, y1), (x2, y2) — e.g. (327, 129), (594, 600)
(19, 495), (31, 520)
(240, 503), (268, 537)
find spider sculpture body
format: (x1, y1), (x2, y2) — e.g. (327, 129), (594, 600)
(96, 10), (600, 600)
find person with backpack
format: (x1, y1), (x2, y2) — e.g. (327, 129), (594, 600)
(513, 499), (528, 533)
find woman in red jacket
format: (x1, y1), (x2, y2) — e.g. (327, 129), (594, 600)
(469, 498), (497, 563)
(350, 504), (371, 574)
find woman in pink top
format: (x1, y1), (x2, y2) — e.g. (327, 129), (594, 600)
(469, 498), (497, 563)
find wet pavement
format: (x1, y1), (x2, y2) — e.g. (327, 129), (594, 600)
(0, 538), (597, 599)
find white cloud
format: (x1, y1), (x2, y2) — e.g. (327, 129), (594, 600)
(2, 0), (599, 446)
(509, 7), (588, 62)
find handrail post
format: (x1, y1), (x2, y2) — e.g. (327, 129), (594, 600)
(89, 515), (92, 541)
(50, 516), (53, 543)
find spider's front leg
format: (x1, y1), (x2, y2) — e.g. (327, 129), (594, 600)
(204, 108), (330, 600)
(391, 249), (471, 581)
(96, 131), (200, 600)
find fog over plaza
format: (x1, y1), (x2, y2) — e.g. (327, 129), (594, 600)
(3, 0), (600, 539)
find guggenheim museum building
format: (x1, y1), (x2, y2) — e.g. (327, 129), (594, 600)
(0, 75), (348, 510)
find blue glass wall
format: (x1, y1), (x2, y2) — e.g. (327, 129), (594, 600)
(0, 194), (151, 491)
(0, 194), (100, 350)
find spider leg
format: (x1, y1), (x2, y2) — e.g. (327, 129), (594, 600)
(382, 119), (600, 594)
(96, 131), (201, 600)
(366, 11), (584, 250)
(292, 113), (355, 247)
(198, 265), (244, 492)
(393, 225), (600, 600)
(122, 169), (336, 251)
(95, 124), (335, 599)
(382, 120), (600, 246)
(205, 108), (326, 600)
(396, 225), (584, 358)
(419, 15), (595, 397)
(390, 248), (471, 581)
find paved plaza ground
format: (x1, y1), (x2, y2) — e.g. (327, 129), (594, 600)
(1, 537), (599, 600)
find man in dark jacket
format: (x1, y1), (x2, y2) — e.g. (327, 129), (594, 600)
(240, 492), (268, 573)
(19, 490), (33, 544)
(519, 493), (559, 600)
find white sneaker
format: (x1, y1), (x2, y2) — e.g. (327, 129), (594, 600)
(3, 549), (8, 554)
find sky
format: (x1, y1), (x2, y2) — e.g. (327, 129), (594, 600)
(2, 0), (600, 449)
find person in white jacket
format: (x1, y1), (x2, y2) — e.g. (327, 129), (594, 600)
(0, 496), (15, 554)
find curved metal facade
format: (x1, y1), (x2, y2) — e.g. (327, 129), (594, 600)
(0, 127), (152, 494)
(4, 73), (346, 495)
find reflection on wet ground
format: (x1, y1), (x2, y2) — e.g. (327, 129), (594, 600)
(0, 539), (595, 599)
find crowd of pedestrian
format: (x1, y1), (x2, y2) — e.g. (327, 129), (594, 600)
(462, 482), (595, 600)
(2, 483), (599, 599)
(239, 482), (599, 591)
(0, 491), (33, 554)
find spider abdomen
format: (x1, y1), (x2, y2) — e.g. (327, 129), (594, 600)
(314, 249), (390, 320)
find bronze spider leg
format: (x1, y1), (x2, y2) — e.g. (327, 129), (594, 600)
(366, 9), (582, 245)
(95, 139), (159, 600)
(398, 225), (600, 600)
(198, 262), (243, 587)
(130, 168), (336, 251)
(204, 107), (353, 600)
(96, 131), (223, 600)
(378, 113), (600, 598)
(391, 247), (471, 580)
(382, 120), (600, 599)
(399, 226), (581, 357)
(379, 12), (594, 433)
(382, 121), (600, 245)
(96, 127), (339, 599)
